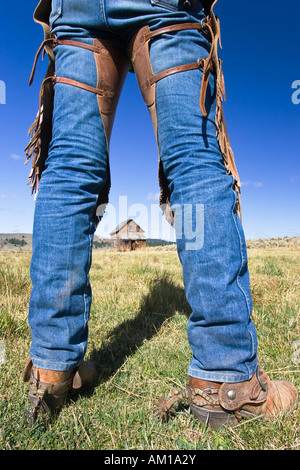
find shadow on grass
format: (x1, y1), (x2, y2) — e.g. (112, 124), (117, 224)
(89, 272), (191, 385)
(22, 272), (191, 427)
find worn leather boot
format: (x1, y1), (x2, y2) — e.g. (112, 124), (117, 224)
(23, 359), (96, 424)
(154, 367), (297, 429)
(188, 368), (297, 428)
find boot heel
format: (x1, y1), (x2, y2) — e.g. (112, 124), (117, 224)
(190, 403), (238, 429)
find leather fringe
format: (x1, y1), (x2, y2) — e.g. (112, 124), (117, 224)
(25, 73), (54, 198)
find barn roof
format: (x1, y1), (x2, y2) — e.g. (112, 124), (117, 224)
(110, 219), (145, 236)
(110, 219), (129, 235)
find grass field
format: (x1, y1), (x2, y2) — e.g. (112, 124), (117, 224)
(0, 242), (299, 450)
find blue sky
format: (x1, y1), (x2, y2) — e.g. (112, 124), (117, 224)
(0, 1), (299, 240)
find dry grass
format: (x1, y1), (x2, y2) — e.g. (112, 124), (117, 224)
(0, 243), (299, 450)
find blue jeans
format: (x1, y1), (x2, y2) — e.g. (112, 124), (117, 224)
(28, 0), (258, 383)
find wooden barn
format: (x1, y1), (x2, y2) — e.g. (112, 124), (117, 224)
(110, 219), (147, 251)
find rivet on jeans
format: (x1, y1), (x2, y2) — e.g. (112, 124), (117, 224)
(183, 0), (192, 9)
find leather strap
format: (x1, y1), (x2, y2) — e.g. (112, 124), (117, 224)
(55, 39), (101, 53)
(29, 38), (56, 86)
(140, 20), (215, 115)
(146, 22), (204, 40)
(53, 22), (212, 106)
(150, 62), (201, 86)
(29, 37), (102, 86)
(29, 21), (215, 112)
(55, 76), (114, 97)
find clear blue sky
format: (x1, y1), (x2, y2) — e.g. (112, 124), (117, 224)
(0, 1), (299, 240)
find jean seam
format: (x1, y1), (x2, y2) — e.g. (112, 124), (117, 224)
(187, 366), (254, 383)
(31, 359), (81, 371)
(99, 0), (113, 32)
(150, 0), (178, 12)
(80, 222), (94, 357)
(230, 177), (254, 375)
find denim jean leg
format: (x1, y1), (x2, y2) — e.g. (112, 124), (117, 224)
(28, 37), (109, 371)
(28, 0), (258, 379)
(149, 26), (258, 383)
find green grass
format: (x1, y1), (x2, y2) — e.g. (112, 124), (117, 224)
(0, 246), (299, 450)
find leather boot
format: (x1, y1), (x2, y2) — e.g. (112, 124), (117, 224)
(154, 367), (297, 429)
(23, 358), (96, 424)
(188, 367), (297, 429)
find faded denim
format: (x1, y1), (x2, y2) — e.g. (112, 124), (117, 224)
(28, 0), (258, 383)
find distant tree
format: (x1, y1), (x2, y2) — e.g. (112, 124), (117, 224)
(93, 240), (110, 249)
(5, 238), (27, 247)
